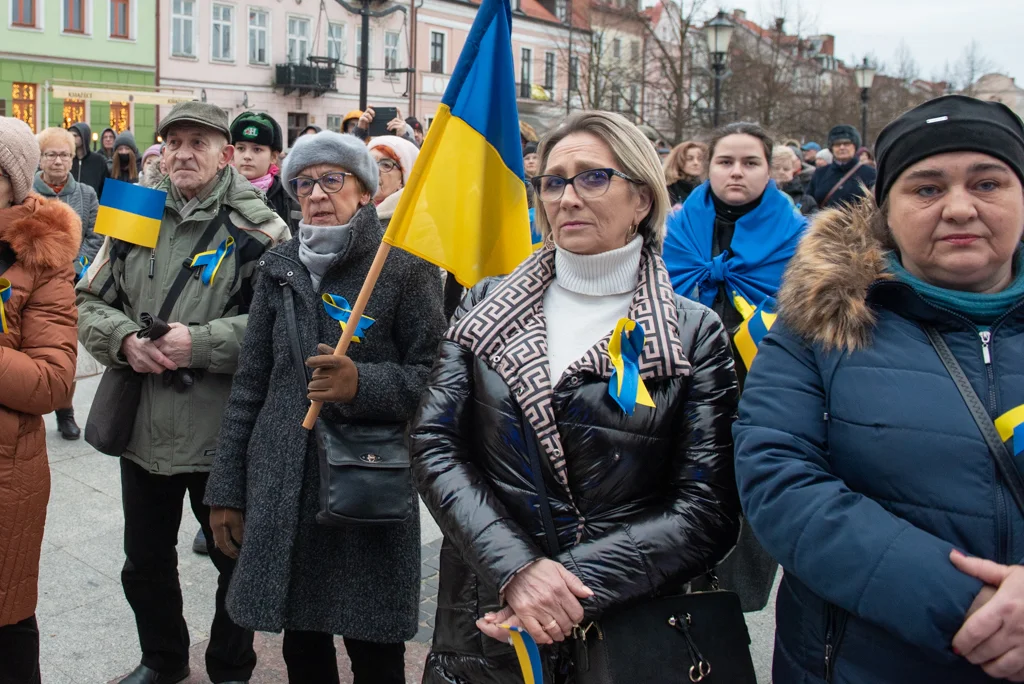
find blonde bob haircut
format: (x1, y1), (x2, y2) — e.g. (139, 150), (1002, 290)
(37, 127), (76, 155)
(535, 111), (671, 252)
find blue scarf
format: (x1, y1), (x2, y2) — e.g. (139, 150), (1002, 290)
(663, 180), (807, 308)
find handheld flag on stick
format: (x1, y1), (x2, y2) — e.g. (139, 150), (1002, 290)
(995, 405), (1024, 456)
(502, 624), (543, 684)
(382, 0), (532, 288)
(732, 294), (778, 370)
(608, 318), (656, 416)
(302, 0), (532, 429)
(94, 179), (166, 249)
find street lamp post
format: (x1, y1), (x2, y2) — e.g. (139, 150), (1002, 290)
(703, 11), (734, 128)
(853, 57), (876, 146)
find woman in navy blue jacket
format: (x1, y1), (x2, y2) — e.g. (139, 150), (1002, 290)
(735, 95), (1024, 683)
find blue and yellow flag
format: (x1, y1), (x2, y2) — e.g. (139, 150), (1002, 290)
(502, 624), (543, 684)
(383, 0), (531, 288)
(996, 405), (1024, 456)
(95, 179), (166, 249)
(733, 294), (778, 370)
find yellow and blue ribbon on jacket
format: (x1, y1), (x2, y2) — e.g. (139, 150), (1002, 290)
(732, 294), (778, 370)
(191, 237), (235, 286)
(73, 255), (90, 283)
(607, 318), (656, 416)
(502, 624), (543, 684)
(995, 405), (1024, 456)
(322, 294), (375, 343)
(0, 279), (11, 334)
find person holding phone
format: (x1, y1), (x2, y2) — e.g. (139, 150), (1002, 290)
(352, 107), (417, 146)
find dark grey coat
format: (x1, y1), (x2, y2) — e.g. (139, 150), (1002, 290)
(204, 203), (446, 641)
(33, 172), (102, 260)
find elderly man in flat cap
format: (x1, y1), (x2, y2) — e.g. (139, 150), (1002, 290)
(77, 101), (290, 684)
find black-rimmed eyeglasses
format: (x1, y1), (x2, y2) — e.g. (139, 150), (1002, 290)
(531, 168), (642, 202)
(290, 172), (354, 198)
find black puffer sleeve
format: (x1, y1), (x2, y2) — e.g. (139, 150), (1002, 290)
(559, 302), (742, 619)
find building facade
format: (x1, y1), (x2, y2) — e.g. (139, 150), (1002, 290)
(2, 0), (160, 144)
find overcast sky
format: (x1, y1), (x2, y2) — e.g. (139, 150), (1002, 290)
(733, 0), (1020, 84)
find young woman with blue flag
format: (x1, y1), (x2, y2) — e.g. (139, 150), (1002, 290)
(204, 130), (445, 683)
(735, 95), (1024, 683)
(662, 122), (807, 613)
(411, 111), (741, 684)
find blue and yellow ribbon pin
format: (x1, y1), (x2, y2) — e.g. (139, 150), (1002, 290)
(322, 294), (375, 343)
(733, 294), (778, 370)
(995, 405), (1024, 456)
(0, 279), (11, 334)
(191, 237), (235, 286)
(502, 624), (543, 684)
(608, 318), (656, 416)
(73, 255), (90, 283)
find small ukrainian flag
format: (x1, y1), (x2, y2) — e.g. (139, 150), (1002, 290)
(995, 405), (1024, 456)
(94, 179), (166, 249)
(733, 294), (778, 370)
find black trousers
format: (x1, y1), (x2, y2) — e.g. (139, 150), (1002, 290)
(0, 615), (41, 684)
(282, 630), (405, 684)
(120, 458), (256, 683)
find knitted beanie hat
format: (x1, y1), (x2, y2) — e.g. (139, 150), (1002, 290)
(367, 135), (420, 186)
(0, 117), (42, 205)
(113, 130), (139, 157)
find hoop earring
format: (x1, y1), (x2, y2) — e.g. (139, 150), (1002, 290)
(543, 234), (556, 250)
(627, 223), (639, 239)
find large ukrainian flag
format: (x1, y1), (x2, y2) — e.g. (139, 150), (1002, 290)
(382, 0), (531, 288)
(94, 179), (166, 249)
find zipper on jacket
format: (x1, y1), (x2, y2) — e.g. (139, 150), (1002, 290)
(980, 330), (1010, 563)
(823, 604), (848, 683)
(148, 250), (155, 279)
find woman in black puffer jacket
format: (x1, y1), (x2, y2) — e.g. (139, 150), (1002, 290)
(411, 112), (741, 684)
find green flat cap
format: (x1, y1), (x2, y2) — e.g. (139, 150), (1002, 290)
(158, 101), (231, 139)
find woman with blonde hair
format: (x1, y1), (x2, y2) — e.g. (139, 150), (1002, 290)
(664, 141), (707, 206)
(412, 110), (740, 683)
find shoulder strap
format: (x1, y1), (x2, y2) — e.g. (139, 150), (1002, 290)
(155, 205), (231, 322)
(0, 241), (16, 277)
(923, 325), (1024, 517)
(822, 161), (865, 207)
(280, 280), (311, 388)
(523, 420), (561, 557)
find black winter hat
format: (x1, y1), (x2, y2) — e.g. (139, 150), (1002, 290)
(405, 116), (423, 133)
(231, 112), (284, 151)
(523, 142), (538, 156)
(874, 95), (1024, 205)
(827, 124), (861, 151)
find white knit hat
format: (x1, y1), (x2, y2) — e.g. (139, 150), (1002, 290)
(367, 135), (420, 186)
(0, 117), (42, 205)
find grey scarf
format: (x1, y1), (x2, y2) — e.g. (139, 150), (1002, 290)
(298, 220), (352, 290)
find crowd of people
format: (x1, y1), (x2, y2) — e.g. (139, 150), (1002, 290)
(1, 92), (1024, 684)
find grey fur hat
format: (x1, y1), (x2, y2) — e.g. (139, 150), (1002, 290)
(282, 131), (378, 201)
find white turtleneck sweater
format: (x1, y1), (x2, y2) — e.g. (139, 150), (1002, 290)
(544, 237), (643, 383)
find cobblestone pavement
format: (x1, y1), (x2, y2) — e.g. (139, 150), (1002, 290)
(37, 374), (777, 683)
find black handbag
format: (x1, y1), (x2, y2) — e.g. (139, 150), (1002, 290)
(85, 211), (227, 456)
(279, 281), (416, 526)
(522, 423), (756, 684)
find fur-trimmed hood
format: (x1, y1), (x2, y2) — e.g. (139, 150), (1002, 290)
(0, 193), (83, 270)
(777, 201), (893, 353)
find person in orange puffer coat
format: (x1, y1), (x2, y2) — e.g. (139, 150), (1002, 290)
(0, 116), (80, 684)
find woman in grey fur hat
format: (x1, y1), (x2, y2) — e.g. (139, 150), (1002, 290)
(204, 130), (446, 683)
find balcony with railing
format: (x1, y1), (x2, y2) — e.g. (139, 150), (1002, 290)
(275, 57), (338, 97)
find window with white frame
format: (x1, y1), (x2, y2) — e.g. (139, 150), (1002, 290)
(544, 52), (555, 91)
(555, 0), (567, 22)
(110, 0), (131, 39)
(212, 3), (233, 61)
(326, 114), (343, 132)
(520, 47), (532, 95)
(355, 27), (373, 70)
(612, 38), (621, 60)
(171, 0), (196, 57)
(287, 16), (310, 64)
(429, 31), (445, 74)
(327, 23), (346, 72)
(64, 0), (87, 34)
(248, 8), (269, 65)
(384, 30), (400, 76)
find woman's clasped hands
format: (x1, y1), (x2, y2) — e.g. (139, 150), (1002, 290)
(952, 549), (1024, 681)
(475, 559), (594, 646)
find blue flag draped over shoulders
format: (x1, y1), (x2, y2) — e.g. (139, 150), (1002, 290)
(663, 180), (807, 308)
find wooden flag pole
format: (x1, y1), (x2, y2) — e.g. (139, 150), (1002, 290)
(302, 241), (393, 430)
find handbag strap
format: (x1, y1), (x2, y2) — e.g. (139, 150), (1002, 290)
(279, 281), (312, 391)
(821, 160), (865, 207)
(923, 325), (1024, 517)
(523, 419), (561, 557)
